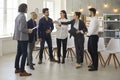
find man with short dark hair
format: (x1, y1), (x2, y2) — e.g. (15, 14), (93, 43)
(87, 8), (99, 71)
(38, 8), (57, 64)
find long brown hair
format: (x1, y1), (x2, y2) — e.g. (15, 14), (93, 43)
(61, 10), (67, 19)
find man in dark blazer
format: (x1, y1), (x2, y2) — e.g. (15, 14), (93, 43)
(38, 8), (57, 64)
(27, 12), (37, 70)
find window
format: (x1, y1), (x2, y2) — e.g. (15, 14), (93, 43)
(0, 0), (4, 35)
(43, 1), (57, 32)
(46, 2), (54, 19)
(0, 0), (27, 36)
(6, 0), (18, 34)
(43, 1), (54, 19)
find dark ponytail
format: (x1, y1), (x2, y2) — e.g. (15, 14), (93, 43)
(61, 10), (68, 19)
(75, 12), (81, 19)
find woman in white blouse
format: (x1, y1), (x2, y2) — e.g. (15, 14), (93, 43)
(55, 10), (69, 64)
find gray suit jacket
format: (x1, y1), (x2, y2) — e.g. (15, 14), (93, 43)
(13, 13), (29, 41)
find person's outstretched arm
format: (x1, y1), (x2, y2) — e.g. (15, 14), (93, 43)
(61, 20), (73, 25)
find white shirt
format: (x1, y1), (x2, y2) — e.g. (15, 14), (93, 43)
(56, 18), (69, 39)
(74, 20), (79, 30)
(87, 17), (99, 36)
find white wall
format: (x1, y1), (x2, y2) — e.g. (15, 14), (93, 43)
(61, 0), (66, 10)
(27, 0), (43, 20)
(27, 0), (64, 20)
(65, 0), (120, 16)
(0, 36), (17, 56)
(54, 0), (61, 19)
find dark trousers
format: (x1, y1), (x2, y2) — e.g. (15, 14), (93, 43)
(57, 38), (67, 58)
(88, 35), (99, 68)
(74, 35), (84, 64)
(15, 41), (28, 72)
(39, 35), (53, 60)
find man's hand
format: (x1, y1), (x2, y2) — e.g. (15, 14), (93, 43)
(39, 38), (42, 42)
(46, 29), (52, 33)
(28, 29), (33, 33)
(53, 21), (59, 24)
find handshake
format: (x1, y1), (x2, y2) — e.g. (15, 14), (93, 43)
(53, 21), (59, 24)
(28, 29), (33, 33)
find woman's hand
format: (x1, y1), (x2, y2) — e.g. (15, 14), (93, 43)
(38, 38), (42, 42)
(53, 21), (59, 24)
(76, 30), (84, 34)
(76, 30), (81, 34)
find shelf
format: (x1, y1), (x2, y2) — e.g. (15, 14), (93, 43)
(104, 20), (120, 22)
(103, 14), (120, 16)
(103, 37), (114, 38)
(103, 14), (120, 41)
(104, 30), (119, 31)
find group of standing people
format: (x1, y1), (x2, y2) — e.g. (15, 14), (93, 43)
(13, 3), (99, 77)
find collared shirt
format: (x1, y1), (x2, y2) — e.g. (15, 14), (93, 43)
(38, 17), (54, 38)
(87, 17), (99, 36)
(56, 18), (69, 39)
(74, 20), (79, 30)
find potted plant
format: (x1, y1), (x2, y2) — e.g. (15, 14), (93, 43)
(106, 16), (111, 20)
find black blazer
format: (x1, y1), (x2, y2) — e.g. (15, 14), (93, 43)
(27, 19), (37, 43)
(61, 19), (87, 37)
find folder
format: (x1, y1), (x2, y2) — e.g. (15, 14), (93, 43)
(68, 27), (77, 37)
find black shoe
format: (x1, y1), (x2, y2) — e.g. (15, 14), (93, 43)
(88, 68), (98, 71)
(27, 63), (29, 66)
(32, 63), (35, 66)
(30, 66), (35, 70)
(88, 65), (93, 68)
(58, 58), (60, 64)
(27, 63), (35, 66)
(62, 58), (65, 64)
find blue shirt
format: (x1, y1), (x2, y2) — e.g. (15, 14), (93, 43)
(38, 17), (54, 38)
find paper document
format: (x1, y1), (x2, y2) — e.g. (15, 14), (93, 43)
(32, 26), (37, 30)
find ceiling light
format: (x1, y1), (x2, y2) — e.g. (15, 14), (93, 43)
(113, 8), (118, 13)
(104, 3), (108, 8)
(88, 4), (92, 9)
(71, 11), (74, 14)
(80, 8), (83, 12)
(96, 11), (99, 14)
